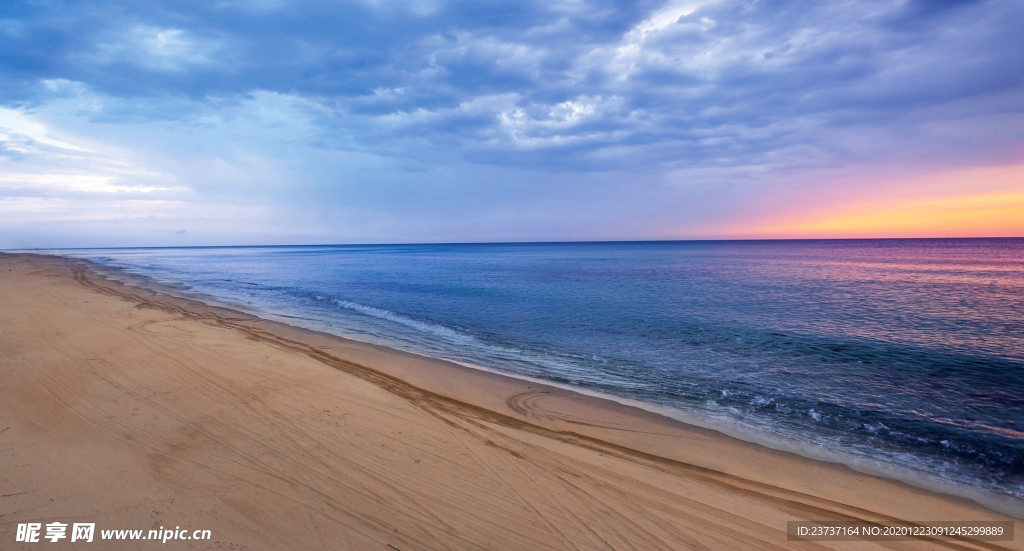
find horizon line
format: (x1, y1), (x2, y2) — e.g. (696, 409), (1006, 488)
(4, 235), (1024, 252)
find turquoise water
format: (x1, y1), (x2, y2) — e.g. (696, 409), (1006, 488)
(55, 239), (1024, 501)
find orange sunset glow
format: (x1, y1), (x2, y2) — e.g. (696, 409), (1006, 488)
(725, 164), (1024, 239)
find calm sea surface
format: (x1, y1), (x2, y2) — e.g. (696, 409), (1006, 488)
(54, 239), (1024, 501)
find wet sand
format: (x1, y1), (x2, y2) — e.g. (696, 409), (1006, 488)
(0, 252), (1018, 550)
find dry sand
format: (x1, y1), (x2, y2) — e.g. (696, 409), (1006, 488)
(0, 252), (1018, 550)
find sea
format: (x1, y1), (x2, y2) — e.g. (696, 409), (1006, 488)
(50, 239), (1024, 507)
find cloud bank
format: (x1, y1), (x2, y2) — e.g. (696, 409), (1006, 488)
(1, 0), (1022, 246)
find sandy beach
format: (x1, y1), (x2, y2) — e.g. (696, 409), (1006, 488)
(0, 252), (1018, 550)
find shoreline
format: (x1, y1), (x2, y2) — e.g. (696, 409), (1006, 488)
(64, 252), (1024, 518)
(2, 252), (1020, 550)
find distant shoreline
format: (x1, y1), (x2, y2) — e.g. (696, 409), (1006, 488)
(7, 235), (1024, 252)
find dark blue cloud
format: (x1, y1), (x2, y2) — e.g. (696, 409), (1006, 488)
(886, 0), (991, 28)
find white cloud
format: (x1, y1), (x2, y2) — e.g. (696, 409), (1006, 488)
(0, 107), (180, 196)
(0, 173), (175, 194)
(632, 0), (718, 37)
(495, 95), (627, 148)
(0, 108), (90, 152)
(88, 25), (219, 70)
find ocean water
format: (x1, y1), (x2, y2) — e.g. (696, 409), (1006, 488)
(53, 239), (1024, 503)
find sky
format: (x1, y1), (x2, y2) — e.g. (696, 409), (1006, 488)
(1, 0), (1022, 247)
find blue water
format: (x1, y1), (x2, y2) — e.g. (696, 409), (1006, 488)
(53, 239), (1024, 502)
